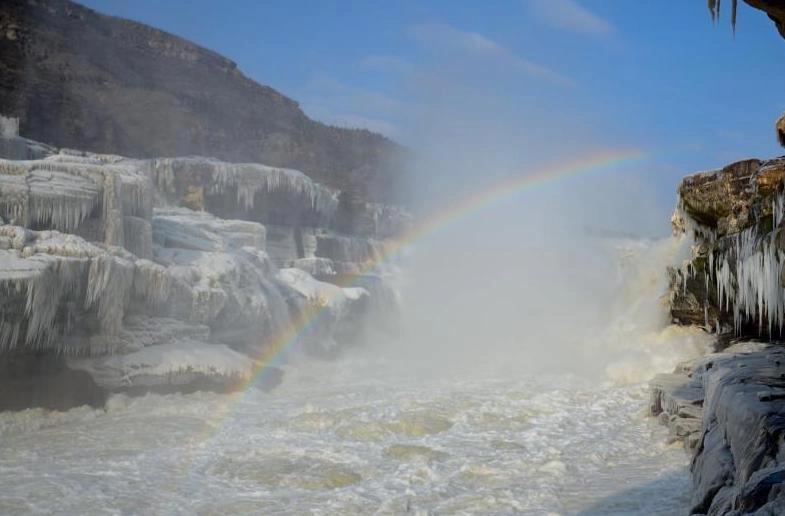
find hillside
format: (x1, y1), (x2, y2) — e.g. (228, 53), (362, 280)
(0, 0), (404, 203)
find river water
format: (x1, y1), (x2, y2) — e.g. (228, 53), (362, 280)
(0, 354), (701, 515)
(0, 237), (711, 515)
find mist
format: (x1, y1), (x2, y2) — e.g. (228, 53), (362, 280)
(375, 49), (708, 382)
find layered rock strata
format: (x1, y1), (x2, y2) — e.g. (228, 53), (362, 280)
(652, 342), (785, 514)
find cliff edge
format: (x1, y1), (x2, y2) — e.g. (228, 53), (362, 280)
(0, 0), (404, 204)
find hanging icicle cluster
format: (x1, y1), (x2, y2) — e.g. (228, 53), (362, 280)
(149, 157), (339, 219)
(0, 227), (154, 355)
(85, 254), (135, 337)
(0, 155), (154, 241)
(708, 0), (739, 32)
(774, 190), (785, 228)
(132, 260), (171, 307)
(709, 227), (785, 335)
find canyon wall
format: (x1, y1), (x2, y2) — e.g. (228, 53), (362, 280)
(0, 0), (405, 204)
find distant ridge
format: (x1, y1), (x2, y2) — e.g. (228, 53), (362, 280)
(0, 0), (404, 203)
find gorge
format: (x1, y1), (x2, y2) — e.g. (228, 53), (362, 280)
(2, 0), (785, 514)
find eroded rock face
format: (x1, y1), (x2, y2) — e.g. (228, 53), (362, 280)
(652, 343), (785, 514)
(0, 0), (405, 204)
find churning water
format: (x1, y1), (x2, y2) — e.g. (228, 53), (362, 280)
(0, 237), (711, 515)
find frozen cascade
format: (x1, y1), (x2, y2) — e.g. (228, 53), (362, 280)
(132, 260), (171, 307)
(674, 186), (785, 336)
(0, 148), (403, 399)
(707, 227), (785, 335)
(149, 157), (339, 219)
(0, 155), (153, 240)
(774, 190), (785, 228)
(84, 255), (134, 337)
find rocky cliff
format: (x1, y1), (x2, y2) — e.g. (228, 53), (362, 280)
(652, 155), (785, 514)
(0, 0), (404, 204)
(0, 135), (406, 411)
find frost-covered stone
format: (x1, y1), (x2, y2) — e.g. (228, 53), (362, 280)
(333, 195), (413, 238)
(147, 156), (338, 223)
(277, 268), (369, 354)
(0, 153), (153, 253)
(315, 234), (387, 265)
(0, 228), (137, 354)
(292, 257), (336, 281)
(0, 145), (405, 409)
(670, 157), (785, 339)
(69, 339), (252, 393)
(153, 207), (265, 252)
(649, 342), (785, 514)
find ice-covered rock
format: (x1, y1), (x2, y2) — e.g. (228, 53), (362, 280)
(292, 257), (337, 281)
(276, 268), (369, 355)
(670, 157), (785, 339)
(69, 339), (252, 393)
(315, 233), (387, 266)
(0, 153), (153, 254)
(332, 193), (413, 238)
(0, 227), (137, 355)
(147, 156), (338, 224)
(0, 146), (405, 409)
(152, 207), (266, 252)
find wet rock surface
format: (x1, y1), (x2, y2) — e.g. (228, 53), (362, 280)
(653, 343), (785, 514)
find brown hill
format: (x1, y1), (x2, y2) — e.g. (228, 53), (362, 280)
(0, 0), (404, 202)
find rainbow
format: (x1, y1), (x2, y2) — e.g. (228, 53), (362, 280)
(181, 147), (646, 463)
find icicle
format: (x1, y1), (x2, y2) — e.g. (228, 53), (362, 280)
(710, 226), (785, 336)
(774, 190), (785, 228)
(133, 260), (171, 307)
(149, 157), (339, 220)
(85, 254), (134, 337)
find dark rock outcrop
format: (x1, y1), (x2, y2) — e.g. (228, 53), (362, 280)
(0, 0), (405, 203)
(652, 343), (785, 514)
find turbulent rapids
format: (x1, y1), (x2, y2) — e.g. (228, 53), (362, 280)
(0, 361), (694, 515)
(0, 228), (713, 514)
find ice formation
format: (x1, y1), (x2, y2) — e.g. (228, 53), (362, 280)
(674, 158), (785, 337)
(0, 155), (152, 245)
(0, 148), (402, 400)
(148, 157), (339, 219)
(70, 340), (253, 390)
(710, 227), (785, 334)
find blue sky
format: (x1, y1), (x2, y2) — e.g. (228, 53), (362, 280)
(80, 0), (785, 229)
